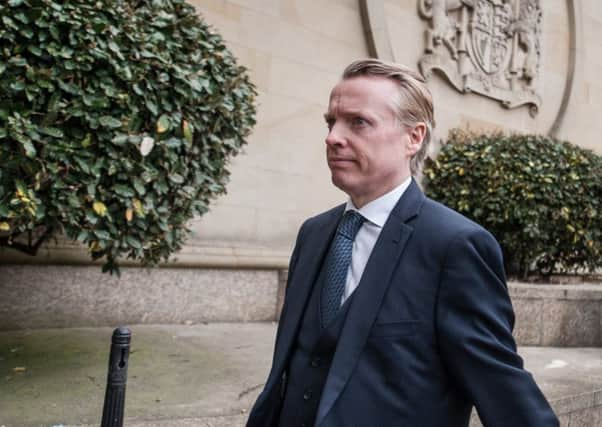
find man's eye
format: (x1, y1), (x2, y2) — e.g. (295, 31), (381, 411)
(326, 120), (334, 130)
(351, 117), (367, 126)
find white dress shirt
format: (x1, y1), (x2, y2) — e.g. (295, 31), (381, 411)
(341, 177), (412, 304)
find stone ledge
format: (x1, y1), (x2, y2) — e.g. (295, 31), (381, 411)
(0, 265), (279, 330)
(510, 283), (602, 347)
(1, 265), (601, 347)
(510, 282), (602, 300)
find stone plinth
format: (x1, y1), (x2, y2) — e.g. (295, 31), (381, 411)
(2, 265), (601, 348)
(510, 282), (602, 347)
(0, 265), (278, 330)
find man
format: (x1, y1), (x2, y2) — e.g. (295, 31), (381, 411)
(247, 59), (558, 427)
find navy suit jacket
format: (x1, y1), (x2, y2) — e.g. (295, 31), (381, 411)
(247, 180), (558, 427)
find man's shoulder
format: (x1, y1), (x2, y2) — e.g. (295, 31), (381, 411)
(419, 196), (496, 242)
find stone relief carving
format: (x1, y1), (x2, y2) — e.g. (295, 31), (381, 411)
(417, 0), (542, 116)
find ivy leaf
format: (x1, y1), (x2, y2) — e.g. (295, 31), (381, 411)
(94, 230), (111, 240)
(81, 133), (92, 148)
(156, 114), (170, 134)
(93, 201), (107, 217)
(126, 235), (142, 249)
(99, 116), (123, 129)
(113, 185), (135, 198)
(76, 230), (89, 242)
(0, 0), (257, 274)
(183, 119), (193, 145)
(21, 140), (36, 158)
(133, 199), (144, 216)
(39, 127), (64, 138)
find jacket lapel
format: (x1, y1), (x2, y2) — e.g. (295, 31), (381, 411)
(264, 204), (345, 394)
(316, 180), (425, 426)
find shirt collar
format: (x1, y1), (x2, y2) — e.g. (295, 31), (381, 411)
(345, 177), (412, 228)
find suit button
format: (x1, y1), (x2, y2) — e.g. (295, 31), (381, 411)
(311, 357), (320, 367)
(303, 389), (312, 400)
(299, 424), (307, 427)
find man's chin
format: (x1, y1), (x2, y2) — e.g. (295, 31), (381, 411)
(330, 174), (353, 195)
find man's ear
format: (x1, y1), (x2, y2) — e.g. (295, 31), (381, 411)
(406, 122), (427, 156)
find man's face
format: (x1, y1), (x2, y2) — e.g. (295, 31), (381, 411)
(324, 76), (421, 207)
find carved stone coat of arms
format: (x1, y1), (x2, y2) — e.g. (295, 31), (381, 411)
(418, 0), (542, 116)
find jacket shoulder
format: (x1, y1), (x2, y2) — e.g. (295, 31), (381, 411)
(419, 197), (499, 245)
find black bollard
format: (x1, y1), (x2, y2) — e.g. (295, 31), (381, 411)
(101, 327), (131, 427)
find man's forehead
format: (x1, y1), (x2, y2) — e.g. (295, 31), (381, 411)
(327, 76), (400, 114)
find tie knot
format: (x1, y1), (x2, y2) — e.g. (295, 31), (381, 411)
(337, 210), (365, 240)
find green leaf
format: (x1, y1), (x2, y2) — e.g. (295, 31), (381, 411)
(113, 184), (135, 197)
(39, 127), (64, 138)
(76, 231), (89, 242)
(156, 114), (170, 134)
(146, 100), (159, 116)
(133, 178), (146, 195)
(81, 133), (92, 148)
(99, 116), (123, 129)
(0, 0), (258, 274)
(94, 230), (111, 240)
(111, 134), (129, 145)
(126, 235), (142, 249)
(168, 173), (185, 184)
(183, 120), (193, 144)
(21, 140), (36, 157)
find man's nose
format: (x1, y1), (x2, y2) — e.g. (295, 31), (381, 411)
(325, 123), (346, 147)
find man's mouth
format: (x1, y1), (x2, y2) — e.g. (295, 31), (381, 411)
(328, 157), (354, 164)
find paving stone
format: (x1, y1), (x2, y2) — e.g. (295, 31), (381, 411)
(0, 324), (600, 427)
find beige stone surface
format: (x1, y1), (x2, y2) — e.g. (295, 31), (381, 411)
(187, 0), (601, 266)
(2, 0), (601, 274)
(174, 0), (363, 264)
(512, 298), (543, 346)
(3, 262), (601, 348)
(1, 324), (600, 427)
(0, 266), (279, 330)
(541, 300), (601, 347)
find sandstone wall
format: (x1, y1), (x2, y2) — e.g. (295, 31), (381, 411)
(1, 0), (599, 269)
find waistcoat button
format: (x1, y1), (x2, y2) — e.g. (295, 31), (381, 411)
(303, 389), (313, 400)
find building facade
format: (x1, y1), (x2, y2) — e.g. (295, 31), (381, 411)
(1, 0), (600, 329)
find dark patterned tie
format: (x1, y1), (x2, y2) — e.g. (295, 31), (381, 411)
(320, 210), (366, 327)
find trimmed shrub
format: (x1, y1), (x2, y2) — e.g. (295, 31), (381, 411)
(424, 130), (602, 279)
(0, 0), (257, 274)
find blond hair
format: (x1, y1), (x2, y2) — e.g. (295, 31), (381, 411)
(342, 59), (435, 176)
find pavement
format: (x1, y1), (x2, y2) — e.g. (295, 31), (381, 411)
(0, 323), (601, 427)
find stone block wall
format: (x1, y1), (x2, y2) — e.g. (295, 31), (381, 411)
(2, 265), (601, 349)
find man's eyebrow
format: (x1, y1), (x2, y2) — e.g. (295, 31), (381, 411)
(324, 109), (367, 120)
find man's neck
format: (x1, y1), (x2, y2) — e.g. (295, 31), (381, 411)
(350, 176), (412, 209)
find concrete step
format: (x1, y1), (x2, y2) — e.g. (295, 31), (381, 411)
(0, 323), (600, 427)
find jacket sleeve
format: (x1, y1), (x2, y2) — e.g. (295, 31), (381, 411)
(436, 227), (559, 427)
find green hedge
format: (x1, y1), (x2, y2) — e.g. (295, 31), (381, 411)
(424, 130), (602, 279)
(0, 0), (257, 274)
